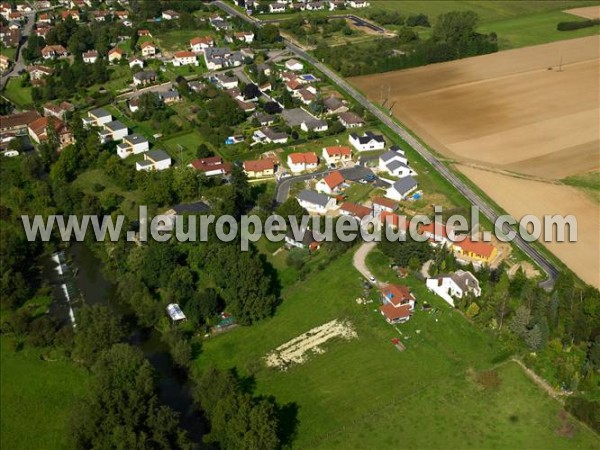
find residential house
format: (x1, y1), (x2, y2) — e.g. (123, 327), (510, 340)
(454, 237), (498, 264)
(269, 3), (286, 13)
(0, 110), (41, 135)
(379, 284), (415, 324)
(322, 146), (352, 165)
(0, 54), (9, 72)
(235, 31), (254, 43)
(214, 73), (238, 89)
(188, 156), (232, 177)
(282, 108), (327, 132)
(138, 29), (152, 37)
(285, 228), (322, 251)
(287, 152), (318, 173)
(128, 97), (141, 113)
(92, 10), (109, 22)
(378, 211), (407, 232)
(190, 36), (214, 53)
(37, 13), (52, 24)
(297, 189), (336, 214)
(379, 149), (416, 178)
(251, 113), (276, 127)
(133, 70), (156, 87)
(173, 51), (198, 66)
(28, 116), (74, 150)
(82, 108), (112, 128)
(204, 47), (244, 70)
(82, 50), (98, 64)
(243, 158), (275, 178)
(60, 10), (79, 21)
(348, 0), (370, 7)
(419, 222), (452, 247)
(385, 176), (418, 201)
(372, 197), (398, 215)
(253, 127), (288, 145)
(159, 90), (181, 104)
(297, 87), (317, 105)
(339, 202), (373, 222)
(349, 131), (385, 152)
(323, 96), (348, 115)
(43, 101), (73, 120)
(285, 58), (303, 71)
(162, 10), (180, 20)
(0, 26), (20, 47)
(108, 47), (124, 63)
(316, 170), (345, 194)
(116, 134), (149, 159)
(136, 150), (172, 171)
(114, 10), (129, 20)
(140, 41), (156, 57)
(99, 120), (128, 143)
(189, 81), (206, 93)
(41, 45), (68, 60)
(129, 56), (144, 69)
(426, 270), (481, 307)
(339, 111), (365, 128)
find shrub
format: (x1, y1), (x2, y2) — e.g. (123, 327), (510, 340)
(557, 19), (600, 31)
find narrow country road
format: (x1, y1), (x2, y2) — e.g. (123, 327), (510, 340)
(352, 241), (378, 284)
(1, 11), (36, 90)
(212, 0), (558, 290)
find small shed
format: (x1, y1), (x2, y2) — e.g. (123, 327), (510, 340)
(167, 303), (186, 322)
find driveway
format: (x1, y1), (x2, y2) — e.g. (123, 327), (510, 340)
(353, 241), (378, 285)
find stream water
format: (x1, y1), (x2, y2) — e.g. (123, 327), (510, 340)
(45, 242), (205, 443)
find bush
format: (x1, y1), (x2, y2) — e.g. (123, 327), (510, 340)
(565, 397), (600, 433)
(557, 19), (600, 31)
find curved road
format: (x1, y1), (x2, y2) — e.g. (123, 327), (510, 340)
(213, 1), (558, 289)
(1, 11), (36, 90)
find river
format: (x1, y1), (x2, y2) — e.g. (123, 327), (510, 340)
(46, 243), (205, 443)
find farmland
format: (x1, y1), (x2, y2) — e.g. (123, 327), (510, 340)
(350, 36), (600, 287)
(195, 252), (599, 449)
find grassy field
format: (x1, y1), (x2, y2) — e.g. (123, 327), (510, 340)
(0, 339), (88, 450)
(155, 29), (210, 53)
(2, 77), (33, 108)
(161, 130), (206, 166)
(194, 252), (599, 448)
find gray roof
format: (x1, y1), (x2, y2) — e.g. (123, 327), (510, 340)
(324, 96), (345, 111)
(352, 131), (384, 145)
(282, 108), (315, 127)
(89, 108), (111, 118)
(124, 134), (147, 145)
(286, 228), (319, 246)
(105, 120), (127, 131)
(380, 150), (400, 163)
(304, 118), (327, 131)
(391, 176), (417, 195)
(159, 90), (180, 100)
(134, 70), (156, 80)
(386, 160), (408, 172)
(146, 149), (171, 162)
(297, 190), (330, 208)
(262, 127), (287, 141)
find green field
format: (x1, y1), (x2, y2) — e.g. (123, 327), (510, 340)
(161, 130), (206, 165)
(563, 171), (600, 203)
(0, 339), (88, 450)
(2, 77), (33, 108)
(194, 252), (599, 448)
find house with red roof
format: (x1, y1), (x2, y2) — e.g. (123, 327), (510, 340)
(454, 237), (498, 263)
(243, 158), (275, 178)
(173, 51), (197, 66)
(190, 36), (214, 53)
(316, 170), (345, 195)
(419, 221), (452, 247)
(28, 116), (74, 150)
(188, 156), (232, 177)
(372, 197), (398, 215)
(60, 10), (79, 21)
(287, 152), (318, 173)
(140, 41), (156, 57)
(108, 47), (124, 63)
(379, 284), (415, 324)
(379, 211), (408, 232)
(322, 146), (352, 165)
(339, 202), (373, 221)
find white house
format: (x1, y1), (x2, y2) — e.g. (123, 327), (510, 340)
(322, 146), (352, 165)
(116, 134), (149, 159)
(285, 58), (304, 71)
(82, 108), (112, 128)
(287, 152), (318, 173)
(426, 270), (481, 307)
(140, 41), (156, 57)
(385, 176), (418, 201)
(214, 73), (238, 89)
(161, 10), (180, 20)
(129, 56), (144, 69)
(316, 170), (345, 195)
(372, 197), (398, 215)
(379, 149), (416, 178)
(136, 150), (172, 171)
(190, 36), (214, 53)
(349, 131), (385, 152)
(380, 284), (415, 324)
(82, 50), (98, 64)
(297, 190), (336, 214)
(347, 0), (370, 8)
(99, 120), (128, 144)
(235, 31), (254, 43)
(269, 3), (286, 13)
(173, 51), (198, 66)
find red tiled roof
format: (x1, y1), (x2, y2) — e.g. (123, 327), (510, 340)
(190, 157), (231, 174)
(380, 303), (411, 321)
(340, 202), (372, 219)
(190, 36), (213, 46)
(174, 51), (195, 58)
(419, 222), (449, 241)
(323, 170), (344, 189)
(28, 116), (67, 139)
(372, 196), (398, 210)
(244, 159), (274, 172)
(140, 41), (155, 48)
(108, 47), (123, 55)
(456, 237), (496, 259)
(324, 146), (352, 157)
(286, 79), (303, 90)
(288, 152), (318, 165)
(381, 284), (412, 307)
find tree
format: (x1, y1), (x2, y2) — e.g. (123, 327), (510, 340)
(166, 266), (195, 305)
(509, 306), (531, 337)
(243, 83), (261, 101)
(69, 344), (191, 449)
(141, 242), (181, 290)
(73, 305), (126, 366)
(276, 198), (307, 225)
(263, 101), (282, 115)
(286, 248), (309, 270)
(196, 143), (213, 159)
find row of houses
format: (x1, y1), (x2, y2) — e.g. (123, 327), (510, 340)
(238, 0), (370, 14)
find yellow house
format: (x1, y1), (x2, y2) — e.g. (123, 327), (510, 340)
(108, 48), (124, 63)
(454, 238), (498, 263)
(243, 159), (275, 179)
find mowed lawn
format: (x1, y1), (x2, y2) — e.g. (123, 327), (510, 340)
(3, 77), (33, 108)
(0, 339), (88, 450)
(194, 252), (599, 448)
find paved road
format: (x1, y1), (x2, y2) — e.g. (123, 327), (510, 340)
(213, 0), (558, 289)
(1, 11), (36, 90)
(352, 241), (379, 285)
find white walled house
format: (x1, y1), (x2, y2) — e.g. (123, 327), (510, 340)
(82, 50), (98, 64)
(116, 134), (149, 159)
(385, 176), (418, 201)
(322, 146), (352, 165)
(349, 131), (385, 152)
(426, 270), (481, 307)
(297, 190), (336, 214)
(190, 36), (214, 53)
(316, 170), (345, 195)
(173, 51), (198, 66)
(83, 108), (112, 128)
(379, 149), (416, 178)
(140, 41), (156, 57)
(99, 120), (128, 143)
(287, 152), (318, 173)
(136, 150), (172, 171)
(285, 58), (303, 71)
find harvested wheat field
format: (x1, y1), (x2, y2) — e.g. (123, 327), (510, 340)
(458, 166), (599, 288)
(351, 36), (599, 285)
(565, 5), (600, 19)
